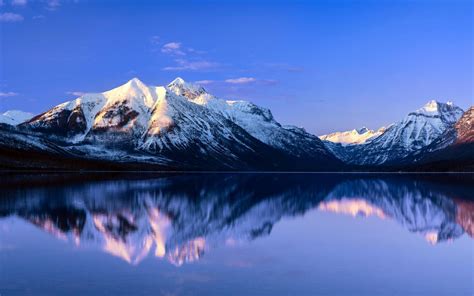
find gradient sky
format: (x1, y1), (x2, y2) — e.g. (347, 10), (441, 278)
(0, 0), (472, 134)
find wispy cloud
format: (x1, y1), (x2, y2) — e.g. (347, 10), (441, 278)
(163, 59), (219, 71)
(0, 0), (4, 7)
(12, 0), (27, 6)
(66, 91), (86, 96)
(33, 15), (45, 20)
(46, 0), (60, 11)
(161, 42), (186, 56)
(157, 39), (218, 72)
(0, 12), (24, 22)
(0, 91), (19, 97)
(225, 77), (256, 84)
(194, 80), (215, 85)
(150, 35), (160, 45)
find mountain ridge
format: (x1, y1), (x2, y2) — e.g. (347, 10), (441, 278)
(1, 77), (341, 170)
(325, 100), (467, 167)
(0, 78), (472, 171)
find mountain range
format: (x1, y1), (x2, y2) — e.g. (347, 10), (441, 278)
(323, 101), (473, 169)
(0, 77), (472, 171)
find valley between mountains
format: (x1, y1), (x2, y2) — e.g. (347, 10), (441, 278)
(0, 78), (472, 171)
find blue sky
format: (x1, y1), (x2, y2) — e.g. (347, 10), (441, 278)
(0, 0), (472, 134)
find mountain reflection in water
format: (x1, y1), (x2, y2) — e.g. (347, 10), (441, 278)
(0, 174), (472, 266)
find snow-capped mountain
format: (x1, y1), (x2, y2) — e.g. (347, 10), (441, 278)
(405, 106), (474, 168)
(329, 100), (465, 165)
(418, 106), (473, 153)
(319, 126), (386, 146)
(0, 110), (33, 125)
(3, 77), (339, 170)
(167, 78), (334, 161)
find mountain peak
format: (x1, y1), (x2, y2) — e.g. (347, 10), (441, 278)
(125, 77), (147, 88)
(421, 100), (441, 112)
(105, 77), (149, 95)
(356, 127), (369, 134)
(417, 100), (462, 115)
(169, 77), (186, 85)
(128, 77), (142, 83)
(167, 77), (206, 100)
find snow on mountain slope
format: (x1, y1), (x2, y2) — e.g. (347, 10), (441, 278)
(0, 110), (34, 125)
(91, 78), (157, 135)
(319, 126), (386, 145)
(137, 90), (286, 169)
(0, 126), (68, 154)
(403, 106), (474, 168)
(454, 106), (474, 145)
(334, 100), (465, 165)
(414, 106), (473, 154)
(167, 78), (336, 161)
(377, 100), (464, 150)
(16, 77), (340, 169)
(25, 78), (157, 142)
(382, 101), (463, 151)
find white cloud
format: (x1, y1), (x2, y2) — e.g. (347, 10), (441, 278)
(150, 35), (160, 45)
(225, 77), (256, 84)
(0, 12), (24, 22)
(161, 42), (185, 56)
(163, 59), (219, 71)
(194, 80), (214, 85)
(46, 0), (60, 11)
(12, 0), (27, 6)
(66, 91), (86, 96)
(33, 15), (45, 20)
(0, 91), (19, 97)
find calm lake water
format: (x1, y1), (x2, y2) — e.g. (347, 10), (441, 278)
(0, 173), (472, 296)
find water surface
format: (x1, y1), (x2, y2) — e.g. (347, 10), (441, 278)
(1, 173), (472, 295)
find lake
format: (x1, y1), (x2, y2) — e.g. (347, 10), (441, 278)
(0, 173), (472, 296)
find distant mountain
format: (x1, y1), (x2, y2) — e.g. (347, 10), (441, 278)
(0, 77), (340, 170)
(0, 110), (33, 125)
(326, 101), (467, 166)
(405, 107), (474, 169)
(415, 106), (473, 153)
(319, 126), (386, 145)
